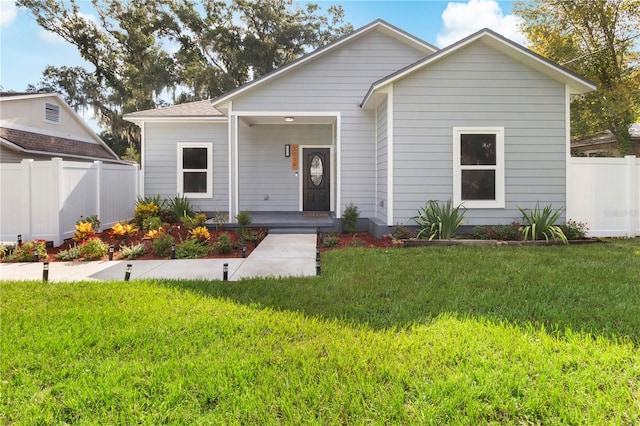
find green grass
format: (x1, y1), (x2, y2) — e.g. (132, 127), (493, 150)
(2, 239), (639, 423)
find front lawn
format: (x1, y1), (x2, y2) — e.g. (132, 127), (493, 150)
(2, 239), (639, 423)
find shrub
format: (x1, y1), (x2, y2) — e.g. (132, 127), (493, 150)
(341, 203), (359, 233)
(4, 240), (48, 262)
(144, 228), (164, 240)
(322, 233), (340, 247)
(211, 210), (228, 231)
(214, 232), (234, 254)
(413, 199), (466, 240)
(239, 229), (265, 246)
(119, 243), (147, 260)
(518, 203), (567, 244)
(176, 238), (211, 259)
(390, 224), (413, 240)
(56, 244), (83, 261)
(181, 213), (207, 230)
(0, 245), (9, 259)
(474, 222), (522, 241)
(79, 238), (109, 260)
(112, 222), (139, 238)
(142, 216), (164, 231)
(73, 221), (95, 242)
(134, 199), (160, 226)
(235, 211), (252, 232)
(78, 215), (100, 231)
(151, 233), (174, 257)
(560, 219), (589, 240)
(189, 226), (211, 242)
(167, 195), (193, 222)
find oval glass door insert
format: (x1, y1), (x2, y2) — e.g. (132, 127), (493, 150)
(310, 154), (323, 186)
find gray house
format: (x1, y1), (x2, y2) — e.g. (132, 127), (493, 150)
(124, 20), (595, 234)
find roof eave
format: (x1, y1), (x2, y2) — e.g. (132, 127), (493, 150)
(123, 115), (228, 124)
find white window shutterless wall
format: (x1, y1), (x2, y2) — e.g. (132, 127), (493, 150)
(177, 142), (213, 198)
(453, 127), (505, 208)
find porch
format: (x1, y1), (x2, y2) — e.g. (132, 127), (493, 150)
(210, 211), (340, 234)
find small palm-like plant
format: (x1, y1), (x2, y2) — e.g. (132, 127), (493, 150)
(413, 200), (466, 240)
(517, 203), (568, 244)
(189, 226), (211, 242)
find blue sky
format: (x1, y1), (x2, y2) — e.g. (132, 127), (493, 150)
(0, 0), (524, 93)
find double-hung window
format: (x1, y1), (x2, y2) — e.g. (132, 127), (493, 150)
(453, 127), (504, 208)
(177, 142), (212, 198)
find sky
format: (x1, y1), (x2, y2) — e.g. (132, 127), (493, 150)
(0, 0), (525, 92)
(0, 0), (525, 129)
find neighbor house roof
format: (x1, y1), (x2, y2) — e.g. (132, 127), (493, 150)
(123, 99), (226, 122)
(210, 19), (438, 110)
(0, 127), (119, 161)
(361, 28), (597, 109)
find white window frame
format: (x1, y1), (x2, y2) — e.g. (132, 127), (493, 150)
(453, 127), (505, 209)
(177, 142), (213, 198)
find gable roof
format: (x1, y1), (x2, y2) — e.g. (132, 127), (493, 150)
(210, 19), (438, 110)
(0, 92), (122, 162)
(0, 127), (122, 162)
(124, 99), (226, 122)
(361, 28), (597, 109)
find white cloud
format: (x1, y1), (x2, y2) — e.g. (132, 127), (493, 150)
(436, 0), (525, 48)
(0, 0), (18, 27)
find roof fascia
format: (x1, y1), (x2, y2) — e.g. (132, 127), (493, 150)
(212, 19), (438, 109)
(361, 29), (597, 108)
(123, 116), (228, 124)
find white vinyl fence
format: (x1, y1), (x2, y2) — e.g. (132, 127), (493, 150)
(1, 158), (140, 246)
(567, 155), (639, 237)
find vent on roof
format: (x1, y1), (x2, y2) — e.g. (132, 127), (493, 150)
(44, 102), (61, 124)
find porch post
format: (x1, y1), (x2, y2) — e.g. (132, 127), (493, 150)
(228, 113), (239, 223)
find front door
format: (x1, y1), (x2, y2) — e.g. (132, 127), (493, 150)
(303, 148), (330, 211)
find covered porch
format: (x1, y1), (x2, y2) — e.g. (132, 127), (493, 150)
(226, 111), (341, 223)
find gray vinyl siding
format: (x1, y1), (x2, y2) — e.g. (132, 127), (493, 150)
(238, 123), (332, 211)
(232, 29), (428, 217)
(392, 41), (567, 225)
(376, 101), (388, 222)
(143, 122), (228, 213)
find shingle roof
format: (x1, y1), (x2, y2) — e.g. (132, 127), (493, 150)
(124, 99), (223, 118)
(0, 127), (119, 161)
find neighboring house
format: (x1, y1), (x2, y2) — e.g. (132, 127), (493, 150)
(124, 19), (596, 234)
(571, 123), (640, 157)
(0, 92), (121, 164)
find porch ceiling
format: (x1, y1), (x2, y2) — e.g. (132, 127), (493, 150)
(239, 115), (337, 126)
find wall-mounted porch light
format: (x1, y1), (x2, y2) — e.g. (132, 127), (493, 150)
(284, 144), (291, 157)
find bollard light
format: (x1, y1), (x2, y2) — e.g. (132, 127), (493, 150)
(223, 263), (229, 281)
(316, 248), (320, 262)
(108, 245), (115, 261)
(242, 244), (247, 258)
(43, 262), (49, 282)
(17, 234), (22, 245)
(316, 259), (321, 276)
(124, 264), (132, 281)
(170, 244), (176, 259)
(32, 249), (39, 263)
(316, 227), (320, 247)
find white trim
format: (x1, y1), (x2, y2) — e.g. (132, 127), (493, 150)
(212, 20), (437, 109)
(386, 85), (394, 225)
(335, 114), (342, 218)
(234, 114), (239, 220)
(361, 30), (597, 109)
(124, 117), (227, 124)
(177, 142), (213, 198)
(140, 122), (146, 198)
(233, 111), (340, 119)
(453, 127), (505, 209)
(228, 102), (234, 223)
(374, 107), (378, 219)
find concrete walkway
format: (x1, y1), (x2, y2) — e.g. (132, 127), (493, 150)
(0, 234), (317, 282)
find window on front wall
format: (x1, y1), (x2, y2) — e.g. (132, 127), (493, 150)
(177, 142), (212, 198)
(453, 127), (504, 208)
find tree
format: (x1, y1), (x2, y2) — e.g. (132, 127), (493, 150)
(18, 0), (352, 158)
(513, 0), (640, 155)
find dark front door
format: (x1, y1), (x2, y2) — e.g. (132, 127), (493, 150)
(303, 148), (330, 211)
